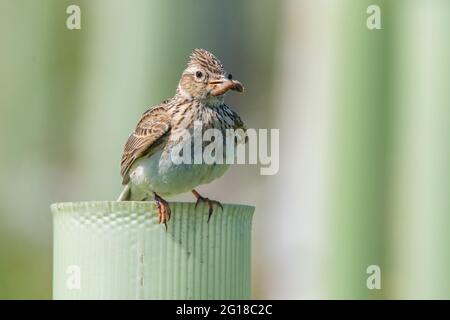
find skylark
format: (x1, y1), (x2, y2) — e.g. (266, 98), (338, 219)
(118, 49), (246, 226)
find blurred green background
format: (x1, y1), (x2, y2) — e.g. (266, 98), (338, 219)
(0, 0), (449, 299)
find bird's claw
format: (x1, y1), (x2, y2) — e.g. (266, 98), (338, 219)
(195, 196), (223, 222)
(154, 194), (171, 230)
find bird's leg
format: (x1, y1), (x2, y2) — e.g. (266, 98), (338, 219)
(153, 192), (171, 229)
(192, 189), (223, 222)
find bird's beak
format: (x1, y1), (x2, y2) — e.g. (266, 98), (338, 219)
(209, 77), (244, 96)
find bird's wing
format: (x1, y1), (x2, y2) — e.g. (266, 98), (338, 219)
(227, 105), (247, 144)
(120, 104), (171, 184)
(223, 104), (246, 131)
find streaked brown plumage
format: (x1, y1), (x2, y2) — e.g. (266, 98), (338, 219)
(120, 104), (171, 185)
(118, 49), (246, 227)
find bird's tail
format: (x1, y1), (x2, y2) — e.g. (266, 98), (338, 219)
(117, 184), (131, 201)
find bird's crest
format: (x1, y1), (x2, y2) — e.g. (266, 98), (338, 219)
(188, 48), (225, 75)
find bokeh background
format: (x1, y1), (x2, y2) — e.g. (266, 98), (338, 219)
(1, 0), (449, 299)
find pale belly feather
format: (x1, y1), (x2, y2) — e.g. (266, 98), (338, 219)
(128, 148), (230, 199)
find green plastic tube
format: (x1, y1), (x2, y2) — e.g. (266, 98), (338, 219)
(51, 201), (254, 300)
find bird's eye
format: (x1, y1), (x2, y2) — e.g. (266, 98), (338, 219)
(228, 74), (233, 80)
(195, 71), (203, 79)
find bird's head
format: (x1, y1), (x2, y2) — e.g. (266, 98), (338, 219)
(177, 49), (244, 103)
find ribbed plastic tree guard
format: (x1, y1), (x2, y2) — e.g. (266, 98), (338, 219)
(51, 201), (254, 300)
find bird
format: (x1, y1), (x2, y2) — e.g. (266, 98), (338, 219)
(117, 48), (246, 227)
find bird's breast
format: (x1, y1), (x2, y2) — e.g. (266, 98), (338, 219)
(127, 105), (239, 198)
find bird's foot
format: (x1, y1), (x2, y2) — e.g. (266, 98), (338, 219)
(192, 189), (223, 222)
(154, 193), (171, 229)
